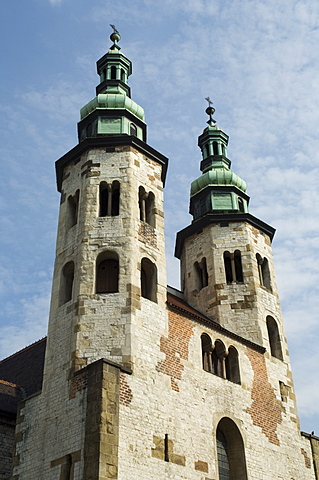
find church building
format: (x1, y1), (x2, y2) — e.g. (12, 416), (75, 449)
(0, 30), (318, 480)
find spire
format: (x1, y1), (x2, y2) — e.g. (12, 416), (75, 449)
(189, 100), (249, 220)
(77, 27), (146, 143)
(95, 26), (132, 97)
(204, 96), (216, 126)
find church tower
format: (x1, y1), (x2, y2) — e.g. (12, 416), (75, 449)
(8, 34), (319, 480)
(175, 101), (284, 349)
(43, 29), (169, 391)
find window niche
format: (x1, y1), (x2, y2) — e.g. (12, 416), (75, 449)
(139, 187), (155, 227)
(223, 250), (243, 284)
(194, 257), (208, 292)
(216, 418), (248, 480)
(130, 123), (137, 136)
(66, 190), (79, 230)
(266, 316), (283, 360)
(201, 335), (241, 384)
(225, 347), (241, 384)
(201, 334), (213, 372)
(238, 197), (245, 212)
(256, 254), (272, 290)
(96, 252), (119, 294)
(99, 181), (120, 217)
(140, 257), (157, 302)
(110, 65), (116, 79)
(59, 261), (74, 306)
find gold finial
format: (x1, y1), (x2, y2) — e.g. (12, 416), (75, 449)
(205, 97), (216, 124)
(109, 24), (121, 45)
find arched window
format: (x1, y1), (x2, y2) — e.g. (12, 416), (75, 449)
(121, 68), (126, 82)
(139, 187), (155, 227)
(130, 123), (137, 136)
(99, 182), (108, 217)
(60, 261), (74, 306)
(66, 190), (79, 230)
(234, 250), (243, 282)
(266, 316), (283, 360)
(223, 251), (233, 284)
(139, 187), (146, 221)
(194, 258), (208, 291)
(216, 429), (230, 480)
(145, 192), (155, 226)
(214, 340), (226, 378)
(238, 197), (244, 212)
(201, 334), (213, 372)
(86, 123), (92, 137)
(256, 254), (272, 290)
(110, 65), (116, 79)
(213, 141), (218, 155)
(224, 251), (243, 283)
(96, 252), (119, 294)
(141, 257), (157, 302)
(202, 337), (240, 383)
(111, 181), (120, 216)
(216, 418), (248, 480)
(225, 347), (241, 384)
(99, 181), (120, 217)
(201, 334), (219, 375)
(64, 454), (72, 480)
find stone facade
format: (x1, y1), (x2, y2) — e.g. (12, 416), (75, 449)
(2, 36), (318, 480)
(180, 221), (282, 345)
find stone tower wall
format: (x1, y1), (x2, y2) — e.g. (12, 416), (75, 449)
(180, 221), (286, 348)
(43, 145), (167, 393)
(11, 143), (168, 479)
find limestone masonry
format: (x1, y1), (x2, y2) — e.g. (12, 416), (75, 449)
(0, 31), (318, 480)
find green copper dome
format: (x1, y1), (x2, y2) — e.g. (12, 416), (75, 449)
(80, 93), (145, 121)
(191, 167), (247, 197)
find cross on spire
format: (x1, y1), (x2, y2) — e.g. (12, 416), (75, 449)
(205, 97), (216, 124)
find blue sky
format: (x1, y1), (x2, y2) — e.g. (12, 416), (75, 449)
(0, 0), (319, 434)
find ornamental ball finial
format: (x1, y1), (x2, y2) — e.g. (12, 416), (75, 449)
(205, 97), (216, 124)
(110, 24), (121, 44)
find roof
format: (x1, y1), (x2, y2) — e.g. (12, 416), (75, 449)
(55, 135), (169, 192)
(175, 213), (276, 259)
(0, 380), (24, 417)
(0, 337), (46, 399)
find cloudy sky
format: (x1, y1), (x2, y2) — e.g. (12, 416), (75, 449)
(1, 0), (319, 434)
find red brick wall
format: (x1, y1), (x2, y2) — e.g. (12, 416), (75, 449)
(246, 348), (282, 445)
(69, 370), (88, 399)
(120, 373), (133, 406)
(156, 309), (194, 392)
